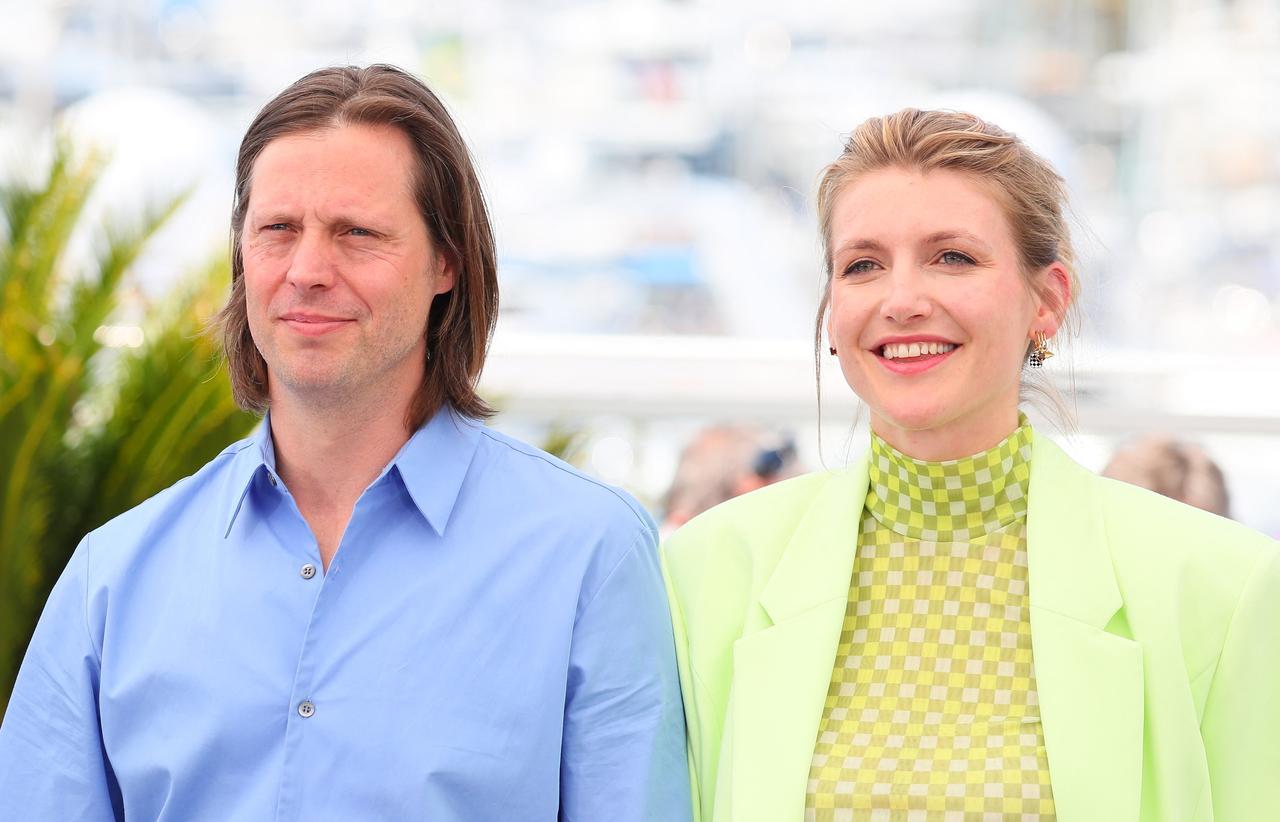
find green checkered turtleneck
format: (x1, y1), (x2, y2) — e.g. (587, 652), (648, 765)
(865, 414), (1034, 542)
(805, 413), (1054, 820)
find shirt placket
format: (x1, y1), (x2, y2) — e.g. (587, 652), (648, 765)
(271, 477), (390, 822)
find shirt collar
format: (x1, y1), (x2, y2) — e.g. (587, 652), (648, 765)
(222, 414), (276, 537)
(221, 407), (482, 539)
(383, 406), (483, 536)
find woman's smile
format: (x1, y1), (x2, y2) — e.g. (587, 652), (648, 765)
(825, 166), (1063, 459)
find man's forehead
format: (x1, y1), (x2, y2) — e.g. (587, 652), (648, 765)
(245, 124), (420, 211)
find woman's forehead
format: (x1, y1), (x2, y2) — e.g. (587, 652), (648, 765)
(830, 167), (1015, 247)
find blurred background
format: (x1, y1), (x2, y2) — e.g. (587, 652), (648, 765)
(2, 0), (1280, 705)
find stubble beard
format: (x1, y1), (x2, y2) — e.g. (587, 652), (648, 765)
(263, 329), (427, 418)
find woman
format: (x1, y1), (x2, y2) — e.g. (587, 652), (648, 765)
(662, 109), (1279, 821)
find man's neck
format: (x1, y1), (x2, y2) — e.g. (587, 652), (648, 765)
(269, 391), (416, 570)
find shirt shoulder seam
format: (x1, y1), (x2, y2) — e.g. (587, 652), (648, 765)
(474, 427), (652, 533)
(578, 526), (653, 617)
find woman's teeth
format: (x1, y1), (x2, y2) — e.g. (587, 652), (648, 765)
(881, 342), (956, 359)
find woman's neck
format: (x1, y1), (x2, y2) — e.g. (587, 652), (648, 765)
(870, 407), (1023, 462)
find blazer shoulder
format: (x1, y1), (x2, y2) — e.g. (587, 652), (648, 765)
(662, 470), (844, 588)
(1090, 471), (1279, 662)
(1034, 432), (1276, 574)
(1094, 472), (1277, 569)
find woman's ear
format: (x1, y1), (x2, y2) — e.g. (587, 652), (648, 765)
(1035, 261), (1072, 335)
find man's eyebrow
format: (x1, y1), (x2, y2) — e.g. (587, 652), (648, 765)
(246, 209), (395, 229)
(245, 205), (295, 221)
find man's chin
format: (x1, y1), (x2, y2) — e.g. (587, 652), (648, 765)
(266, 368), (358, 404)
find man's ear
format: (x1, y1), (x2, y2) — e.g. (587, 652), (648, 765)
(432, 251), (457, 297)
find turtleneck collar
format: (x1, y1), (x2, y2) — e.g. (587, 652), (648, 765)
(865, 413), (1034, 542)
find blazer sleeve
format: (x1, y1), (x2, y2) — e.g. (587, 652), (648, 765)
(1199, 543), (1280, 818)
(661, 541), (704, 822)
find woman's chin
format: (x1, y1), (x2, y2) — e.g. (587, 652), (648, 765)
(869, 406), (950, 436)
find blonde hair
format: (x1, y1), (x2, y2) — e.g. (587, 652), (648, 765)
(813, 109), (1081, 424)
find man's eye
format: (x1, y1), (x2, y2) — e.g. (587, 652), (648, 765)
(939, 250), (975, 266)
(348, 227), (373, 237)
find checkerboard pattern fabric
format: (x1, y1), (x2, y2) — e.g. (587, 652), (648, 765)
(805, 418), (1055, 820)
(863, 418), (1032, 545)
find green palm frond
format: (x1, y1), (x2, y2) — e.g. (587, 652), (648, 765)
(67, 189), (190, 359)
(0, 146), (101, 330)
(0, 143), (255, 714)
(67, 259), (256, 536)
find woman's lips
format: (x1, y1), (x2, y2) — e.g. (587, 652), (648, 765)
(874, 344), (959, 375)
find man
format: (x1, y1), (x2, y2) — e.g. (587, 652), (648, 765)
(0, 65), (689, 821)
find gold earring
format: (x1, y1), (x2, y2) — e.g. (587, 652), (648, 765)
(1028, 331), (1053, 367)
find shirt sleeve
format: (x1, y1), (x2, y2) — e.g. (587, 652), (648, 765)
(1200, 543), (1280, 818)
(0, 537), (123, 820)
(558, 527), (693, 822)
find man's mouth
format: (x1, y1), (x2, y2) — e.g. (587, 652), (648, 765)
(279, 314), (355, 336)
(281, 313), (350, 323)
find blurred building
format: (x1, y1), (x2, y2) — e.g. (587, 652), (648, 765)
(3, 0), (1278, 532)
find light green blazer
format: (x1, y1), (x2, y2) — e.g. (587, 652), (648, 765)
(662, 433), (1280, 821)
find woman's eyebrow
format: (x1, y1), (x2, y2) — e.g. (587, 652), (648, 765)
(836, 238), (890, 256)
(922, 230), (992, 253)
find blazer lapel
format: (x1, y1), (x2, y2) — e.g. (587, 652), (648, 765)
(725, 461), (868, 822)
(1027, 434), (1145, 821)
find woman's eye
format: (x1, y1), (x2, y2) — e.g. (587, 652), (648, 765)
(939, 250), (975, 266)
(844, 259), (877, 275)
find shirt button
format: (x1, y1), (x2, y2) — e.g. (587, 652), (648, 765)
(298, 700), (315, 718)
(300, 563), (317, 580)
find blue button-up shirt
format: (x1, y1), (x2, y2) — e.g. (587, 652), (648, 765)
(0, 409), (690, 821)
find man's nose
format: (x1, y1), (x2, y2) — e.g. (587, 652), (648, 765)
(285, 231), (337, 290)
(880, 266), (933, 324)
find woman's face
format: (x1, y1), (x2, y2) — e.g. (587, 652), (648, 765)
(826, 166), (1066, 460)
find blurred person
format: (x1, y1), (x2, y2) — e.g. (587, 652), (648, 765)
(661, 424), (798, 535)
(1103, 436), (1230, 518)
(662, 109), (1280, 820)
(0, 65), (689, 821)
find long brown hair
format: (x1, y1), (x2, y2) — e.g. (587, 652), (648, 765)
(216, 64), (499, 428)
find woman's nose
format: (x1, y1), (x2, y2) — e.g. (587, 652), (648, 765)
(880, 267), (932, 324)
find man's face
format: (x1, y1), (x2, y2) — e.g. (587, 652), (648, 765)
(240, 123), (454, 410)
